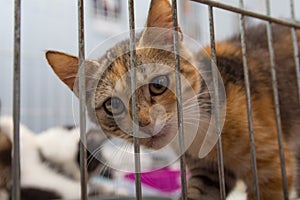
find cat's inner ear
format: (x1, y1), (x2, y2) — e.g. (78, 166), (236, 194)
(46, 51), (78, 91)
(139, 0), (183, 47)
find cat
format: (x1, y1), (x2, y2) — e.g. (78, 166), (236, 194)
(0, 101), (11, 200)
(0, 116), (121, 199)
(0, 123), (11, 200)
(45, 0), (300, 199)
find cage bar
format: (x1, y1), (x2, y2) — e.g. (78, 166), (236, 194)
(12, 0), (21, 199)
(207, 6), (226, 200)
(128, 0), (143, 199)
(265, 0), (289, 199)
(78, 0), (88, 199)
(171, 0), (188, 199)
(190, 0), (300, 29)
(289, 0), (300, 103)
(238, 0), (260, 199)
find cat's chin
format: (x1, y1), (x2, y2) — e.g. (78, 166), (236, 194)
(141, 130), (173, 150)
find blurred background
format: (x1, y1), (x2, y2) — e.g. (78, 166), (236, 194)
(0, 0), (299, 132)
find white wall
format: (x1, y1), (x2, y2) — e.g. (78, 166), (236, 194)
(0, 0), (105, 131)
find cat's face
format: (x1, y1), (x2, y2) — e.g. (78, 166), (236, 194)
(46, 0), (212, 152)
(93, 47), (201, 149)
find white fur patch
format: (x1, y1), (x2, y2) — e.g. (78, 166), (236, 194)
(0, 116), (125, 199)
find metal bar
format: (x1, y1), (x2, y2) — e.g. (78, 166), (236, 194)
(208, 6), (226, 200)
(238, 1), (260, 199)
(128, 0), (142, 199)
(78, 0), (88, 199)
(190, 0), (300, 29)
(265, 0), (289, 199)
(171, 0), (188, 199)
(12, 0), (21, 199)
(289, 0), (300, 103)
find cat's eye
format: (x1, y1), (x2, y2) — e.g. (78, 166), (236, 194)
(104, 97), (125, 115)
(149, 75), (169, 96)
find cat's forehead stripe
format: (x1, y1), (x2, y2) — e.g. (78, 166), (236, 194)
(112, 58), (128, 80)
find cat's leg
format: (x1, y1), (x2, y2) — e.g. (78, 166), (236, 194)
(22, 163), (83, 199)
(245, 145), (296, 200)
(185, 156), (237, 200)
(186, 174), (223, 200)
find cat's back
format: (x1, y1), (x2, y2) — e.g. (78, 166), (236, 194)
(207, 24), (300, 139)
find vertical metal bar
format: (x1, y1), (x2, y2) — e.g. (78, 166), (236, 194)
(171, 0), (188, 199)
(265, 1), (289, 199)
(290, 0), (300, 103)
(208, 6), (226, 200)
(128, 0), (142, 199)
(239, 1), (260, 199)
(78, 0), (88, 199)
(12, 0), (21, 199)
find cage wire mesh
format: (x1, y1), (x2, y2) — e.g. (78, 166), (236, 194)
(9, 0), (300, 199)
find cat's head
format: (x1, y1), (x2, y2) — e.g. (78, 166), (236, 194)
(46, 0), (217, 155)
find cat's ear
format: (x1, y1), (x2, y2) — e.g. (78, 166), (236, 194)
(46, 51), (79, 91)
(46, 51), (100, 95)
(139, 0), (183, 47)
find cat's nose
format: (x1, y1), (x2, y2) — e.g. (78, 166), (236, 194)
(137, 109), (152, 128)
(138, 119), (151, 127)
(138, 117), (154, 136)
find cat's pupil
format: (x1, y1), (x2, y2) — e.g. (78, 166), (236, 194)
(154, 76), (167, 86)
(149, 75), (169, 96)
(104, 97), (124, 115)
(111, 98), (120, 109)
(153, 83), (163, 89)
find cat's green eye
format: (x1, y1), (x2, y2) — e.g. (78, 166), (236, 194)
(104, 97), (125, 116)
(149, 75), (169, 96)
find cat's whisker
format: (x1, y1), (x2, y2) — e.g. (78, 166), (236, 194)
(182, 91), (210, 104)
(97, 163), (110, 177)
(182, 101), (211, 110)
(112, 139), (134, 168)
(182, 104), (200, 111)
(87, 145), (107, 168)
(182, 104), (212, 113)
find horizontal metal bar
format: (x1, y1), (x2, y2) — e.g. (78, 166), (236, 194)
(190, 0), (300, 29)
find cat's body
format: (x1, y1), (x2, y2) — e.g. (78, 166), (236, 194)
(45, 0), (300, 199)
(0, 125), (11, 200)
(0, 117), (81, 199)
(186, 24), (300, 199)
(0, 117), (120, 199)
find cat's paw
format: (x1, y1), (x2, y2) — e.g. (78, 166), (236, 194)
(0, 189), (9, 200)
(88, 182), (128, 197)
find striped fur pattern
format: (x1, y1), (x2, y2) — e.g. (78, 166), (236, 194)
(45, 0), (300, 199)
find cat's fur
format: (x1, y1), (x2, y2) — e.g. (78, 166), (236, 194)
(0, 102), (11, 200)
(45, 0), (300, 199)
(0, 124), (11, 200)
(0, 127), (11, 190)
(0, 117), (120, 199)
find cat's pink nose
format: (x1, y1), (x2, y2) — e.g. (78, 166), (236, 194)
(139, 118), (154, 136)
(138, 119), (151, 127)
